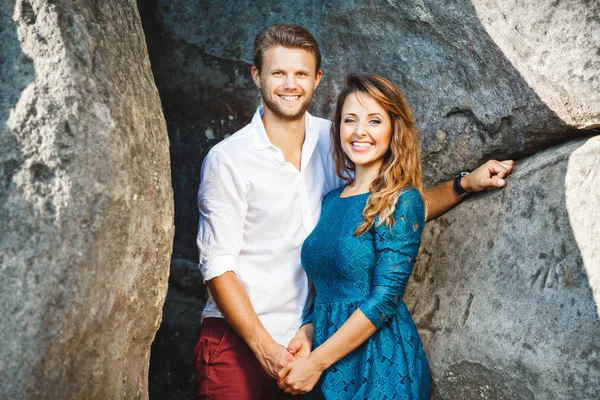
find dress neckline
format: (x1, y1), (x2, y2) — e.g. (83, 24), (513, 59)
(338, 186), (370, 199)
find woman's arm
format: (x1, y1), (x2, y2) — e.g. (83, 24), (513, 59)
(423, 159), (514, 221)
(278, 188), (425, 395)
(278, 309), (377, 395)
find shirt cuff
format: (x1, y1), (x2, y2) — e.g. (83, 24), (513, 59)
(199, 255), (238, 282)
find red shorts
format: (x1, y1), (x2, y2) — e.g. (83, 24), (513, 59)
(194, 318), (297, 400)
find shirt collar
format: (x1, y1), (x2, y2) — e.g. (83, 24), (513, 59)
(252, 106), (272, 150)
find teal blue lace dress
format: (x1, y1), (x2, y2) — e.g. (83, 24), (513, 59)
(301, 186), (430, 399)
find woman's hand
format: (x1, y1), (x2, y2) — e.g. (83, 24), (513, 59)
(287, 323), (314, 359)
(277, 354), (324, 395)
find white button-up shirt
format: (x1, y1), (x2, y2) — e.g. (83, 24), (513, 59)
(197, 106), (343, 345)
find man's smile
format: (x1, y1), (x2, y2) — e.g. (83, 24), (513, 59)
(278, 94), (301, 103)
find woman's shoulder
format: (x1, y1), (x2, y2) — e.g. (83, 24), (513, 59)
(394, 186), (425, 220)
(398, 186), (423, 203)
(323, 186), (344, 203)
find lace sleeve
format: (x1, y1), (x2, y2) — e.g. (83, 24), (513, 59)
(359, 188), (425, 328)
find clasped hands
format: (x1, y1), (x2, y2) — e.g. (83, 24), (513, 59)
(256, 325), (321, 395)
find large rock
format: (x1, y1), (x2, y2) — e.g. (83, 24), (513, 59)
(406, 136), (600, 399)
(472, 0), (600, 129)
(0, 1), (174, 398)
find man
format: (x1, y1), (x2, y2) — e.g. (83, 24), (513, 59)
(194, 24), (513, 399)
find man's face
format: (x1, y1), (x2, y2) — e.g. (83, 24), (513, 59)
(252, 46), (323, 121)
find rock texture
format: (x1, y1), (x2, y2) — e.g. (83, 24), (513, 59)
(406, 137), (600, 400)
(0, 1), (174, 399)
(472, 0), (600, 129)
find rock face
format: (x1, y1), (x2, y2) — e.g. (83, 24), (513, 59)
(471, 0), (600, 129)
(406, 137), (600, 400)
(0, 1), (174, 399)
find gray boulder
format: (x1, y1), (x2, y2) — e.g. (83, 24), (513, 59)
(406, 137), (600, 399)
(0, 1), (173, 399)
(472, 0), (600, 129)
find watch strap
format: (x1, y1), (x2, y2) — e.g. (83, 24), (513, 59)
(453, 172), (470, 197)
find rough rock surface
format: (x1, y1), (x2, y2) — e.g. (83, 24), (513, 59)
(406, 137), (600, 399)
(472, 0), (600, 129)
(0, 1), (174, 399)
(148, 258), (205, 400)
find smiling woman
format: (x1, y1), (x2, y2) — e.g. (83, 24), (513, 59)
(277, 74), (430, 399)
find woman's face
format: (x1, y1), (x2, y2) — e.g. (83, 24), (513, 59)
(340, 92), (393, 172)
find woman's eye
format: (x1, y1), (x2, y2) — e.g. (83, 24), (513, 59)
(369, 119), (381, 125)
(344, 118), (356, 124)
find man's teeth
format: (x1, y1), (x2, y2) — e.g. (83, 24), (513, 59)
(281, 95), (300, 101)
(352, 142), (371, 148)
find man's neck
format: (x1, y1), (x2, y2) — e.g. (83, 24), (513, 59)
(262, 108), (306, 170)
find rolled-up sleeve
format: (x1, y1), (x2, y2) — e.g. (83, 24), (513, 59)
(359, 188), (425, 328)
(196, 149), (247, 282)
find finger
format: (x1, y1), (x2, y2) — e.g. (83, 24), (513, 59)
(498, 160), (514, 174)
(490, 175), (505, 187)
(287, 338), (300, 355)
(476, 175), (503, 189)
(278, 364), (291, 380)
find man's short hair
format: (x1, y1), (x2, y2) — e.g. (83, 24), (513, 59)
(253, 24), (322, 72)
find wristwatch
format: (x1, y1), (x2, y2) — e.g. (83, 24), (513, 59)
(453, 172), (470, 197)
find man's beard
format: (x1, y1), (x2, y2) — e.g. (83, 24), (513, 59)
(260, 87), (313, 122)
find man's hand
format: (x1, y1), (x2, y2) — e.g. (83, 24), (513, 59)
(287, 323), (314, 359)
(462, 160), (514, 193)
(278, 355), (323, 395)
(254, 340), (296, 379)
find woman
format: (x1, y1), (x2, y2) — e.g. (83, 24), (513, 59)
(278, 73), (430, 399)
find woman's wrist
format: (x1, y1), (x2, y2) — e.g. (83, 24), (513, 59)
(307, 346), (332, 373)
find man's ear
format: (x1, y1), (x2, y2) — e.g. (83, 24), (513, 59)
(251, 66), (261, 88)
(314, 69), (323, 89)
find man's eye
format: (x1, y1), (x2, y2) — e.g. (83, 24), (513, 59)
(273, 71), (283, 76)
(298, 72), (307, 77)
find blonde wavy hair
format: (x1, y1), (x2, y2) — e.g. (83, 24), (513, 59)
(330, 73), (424, 236)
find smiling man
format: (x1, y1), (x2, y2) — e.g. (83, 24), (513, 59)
(194, 24), (513, 400)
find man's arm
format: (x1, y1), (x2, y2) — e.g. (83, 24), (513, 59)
(197, 150), (294, 379)
(423, 159), (514, 221)
(206, 273), (294, 378)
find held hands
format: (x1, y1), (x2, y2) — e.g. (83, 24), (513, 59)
(255, 340), (296, 379)
(462, 160), (514, 193)
(287, 323), (314, 359)
(277, 324), (318, 395)
(277, 355), (324, 395)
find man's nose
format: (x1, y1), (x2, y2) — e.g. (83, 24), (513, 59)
(283, 74), (297, 89)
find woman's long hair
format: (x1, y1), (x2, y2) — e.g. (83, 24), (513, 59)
(330, 73), (423, 236)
